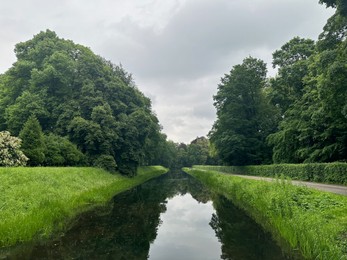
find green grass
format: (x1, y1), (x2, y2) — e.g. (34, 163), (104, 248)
(183, 167), (347, 260)
(0, 166), (167, 247)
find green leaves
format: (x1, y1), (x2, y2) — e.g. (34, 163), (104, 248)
(269, 37), (315, 114)
(5, 91), (49, 135)
(19, 115), (45, 166)
(43, 134), (85, 166)
(272, 37), (315, 69)
(210, 57), (275, 165)
(187, 137), (210, 166)
(211, 8), (346, 166)
(319, 0), (347, 17)
(0, 30), (164, 175)
(268, 16), (347, 164)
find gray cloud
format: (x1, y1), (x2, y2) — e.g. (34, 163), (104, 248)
(0, 0), (335, 142)
(149, 194), (221, 259)
(104, 0), (333, 81)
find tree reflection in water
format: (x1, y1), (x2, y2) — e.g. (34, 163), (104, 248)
(3, 171), (295, 259)
(209, 195), (298, 260)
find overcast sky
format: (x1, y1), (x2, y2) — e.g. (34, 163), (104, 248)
(0, 0), (334, 143)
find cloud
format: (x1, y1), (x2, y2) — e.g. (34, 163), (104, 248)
(0, 0), (335, 143)
(148, 194), (221, 259)
(103, 0), (333, 81)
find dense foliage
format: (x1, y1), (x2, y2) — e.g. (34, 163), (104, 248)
(268, 4), (347, 164)
(210, 1), (347, 166)
(0, 131), (28, 166)
(158, 136), (219, 169)
(0, 30), (166, 175)
(19, 115), (45, 166)
(209, 57), (278, 165)
(42, 133), (85, 166)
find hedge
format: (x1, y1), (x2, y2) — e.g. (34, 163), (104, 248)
(193, 163), (347, 185)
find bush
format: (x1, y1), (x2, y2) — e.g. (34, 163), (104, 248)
(94, 155), (117, 173)
(194, 163), (347, 185)
(0, 131), (28, 166)
(117, 159), (138, 177)
(43, 134), (86, 166)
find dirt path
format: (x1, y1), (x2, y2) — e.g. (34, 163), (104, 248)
(231, 174), (347, 196)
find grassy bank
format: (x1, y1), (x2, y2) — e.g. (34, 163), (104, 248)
(183, 168), (347, 260)
(193, 163), (347, 185)
(0, 166), (167, 247)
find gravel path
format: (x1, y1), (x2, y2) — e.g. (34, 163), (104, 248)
(231, 174), (347, 196)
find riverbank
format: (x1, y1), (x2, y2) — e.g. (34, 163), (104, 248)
(183, 168), (347, 260)
(0, 166), (167, 248)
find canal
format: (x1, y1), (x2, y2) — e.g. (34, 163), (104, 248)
(5, 171), (299, 259)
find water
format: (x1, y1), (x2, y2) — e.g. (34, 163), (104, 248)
(148, 194), (221, 259)
(3, 171), (298, 259)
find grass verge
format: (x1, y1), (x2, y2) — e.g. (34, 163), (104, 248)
(0, 166), (167, 247)
(183, 167), (347, 260)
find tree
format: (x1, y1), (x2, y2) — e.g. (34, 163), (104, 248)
(0, 30), (165, 175)
(0, 131), (28, 166)
(186, 137), (210, 166)
(175, 143), (190, 168)
(268, 3), (347, 163)
(94, 154), (117, 173)
(209, 57), (277, 165)
(43, 133), (85, 166)
(319, 0), (347, 17)
(115, 109), (154, 176)
(19, 115), (45, 166)
(317, 0), (347, 51)
(4, 91), (49, 135)
(268, 37), (315, 114)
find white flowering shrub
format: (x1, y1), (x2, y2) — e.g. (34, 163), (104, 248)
(0, 131), (28, 166)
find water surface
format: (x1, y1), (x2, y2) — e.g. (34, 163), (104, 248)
(3, 171), (298, 259)
(148, 194), (221, 259)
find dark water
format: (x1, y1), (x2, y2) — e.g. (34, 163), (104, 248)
(3, 171), (299, 259)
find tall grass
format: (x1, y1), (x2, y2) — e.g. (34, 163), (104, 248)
(0, 166), (167, 247)
(184, 168), (347, 260)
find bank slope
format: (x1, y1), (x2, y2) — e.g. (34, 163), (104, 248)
(0, 166), (167, 247)
(183, 168), (347, 260)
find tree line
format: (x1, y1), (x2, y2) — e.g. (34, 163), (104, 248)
(0, 30), (170, 176)
(0, 30), (218, 174)
(1, 0), (344, 172)
(209, 0), (347, 166)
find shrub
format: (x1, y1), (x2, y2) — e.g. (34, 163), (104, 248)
(94, 155), (117, 173)
(0, 131), (28, 166)
(117, 160), (138, 177)
(43, 134), (85, 166)
(194, 163), (347, 184)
